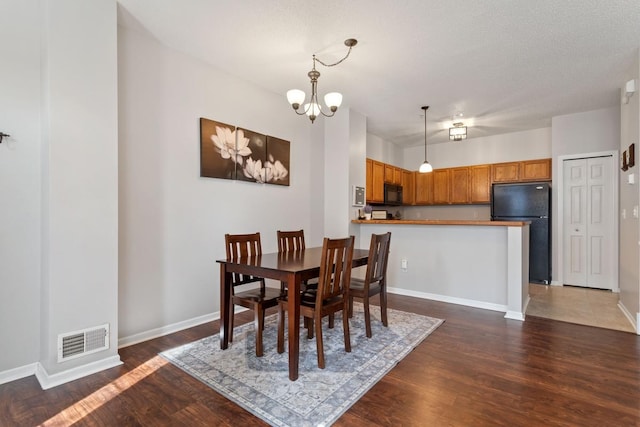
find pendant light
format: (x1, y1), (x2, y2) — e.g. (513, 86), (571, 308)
(419, 106), (433, 173)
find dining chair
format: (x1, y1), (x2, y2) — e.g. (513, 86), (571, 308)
(225, 232), (281, 357)
(277, 235), (355, 369)
(348, 232), (391, 338)
(276, 229), (317, 293)
(277, 229), (306, 252)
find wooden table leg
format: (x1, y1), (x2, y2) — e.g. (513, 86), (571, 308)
(220, 263), (231, 349)
(287, 272), (301, 380)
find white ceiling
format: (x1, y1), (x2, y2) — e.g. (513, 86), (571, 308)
(117, 0), (640, 147)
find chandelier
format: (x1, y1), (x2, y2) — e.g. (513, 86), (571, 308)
(449, 122), (467, 141)
(286, 38), (357, 123)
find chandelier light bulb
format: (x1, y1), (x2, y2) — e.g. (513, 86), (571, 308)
(286, 89), (305, 109)
(324, 92), (343, 111)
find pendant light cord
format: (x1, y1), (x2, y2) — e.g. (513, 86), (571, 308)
(422, 106), (429, 161)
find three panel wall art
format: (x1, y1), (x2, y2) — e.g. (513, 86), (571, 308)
(200, 117), (290, 186)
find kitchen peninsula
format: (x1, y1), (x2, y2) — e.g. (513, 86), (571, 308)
(352, 219), (530, 320)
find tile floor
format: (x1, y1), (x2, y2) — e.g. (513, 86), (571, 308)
(526, 283), (637, 333)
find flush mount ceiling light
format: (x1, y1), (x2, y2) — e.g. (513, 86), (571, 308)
(286, 38), (357, 123)
(449, 122), (467, 141)
(419, 106), (433, 173)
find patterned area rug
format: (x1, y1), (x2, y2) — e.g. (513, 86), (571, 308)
(161, 304), (443, 426)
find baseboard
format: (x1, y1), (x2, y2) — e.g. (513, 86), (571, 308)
(550, 281), (562, 286)
(0, 363), (37, 386)
(504, 311), (526, 321)
(36, 355), (123, 390)
(387, 287), (508, 314)
(118, 311), (223, 349)
(617, 301), (638, 334)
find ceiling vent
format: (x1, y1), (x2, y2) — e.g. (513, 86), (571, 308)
(57, 324), (109, 363)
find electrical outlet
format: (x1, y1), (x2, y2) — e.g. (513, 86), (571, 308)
(401, 259), (408, 270)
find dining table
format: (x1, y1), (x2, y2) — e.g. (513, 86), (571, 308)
(217, 246), (369, 381)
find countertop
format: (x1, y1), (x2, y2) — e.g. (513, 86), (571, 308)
(351, 219), (530, 226)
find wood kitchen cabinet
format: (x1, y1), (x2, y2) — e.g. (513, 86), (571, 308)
(520, 158), (551, 181)
(449, 167), (470, 204)
(366, 158), (385, 203)
(402, 170), (415, 205)
(432, 169), (450, 205)
(469, 165), (491, 203)
(414, 170), (433, 205)
(492, 158), (551, 183)
(384, 164), (402, 184)
(492, 162), (520, 182)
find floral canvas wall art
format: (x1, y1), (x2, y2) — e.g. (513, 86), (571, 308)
(236, 127), (267, 183)
(266, 136), (290, 186)
(200, 118), (238, 180)
(199, 117), (290, 186)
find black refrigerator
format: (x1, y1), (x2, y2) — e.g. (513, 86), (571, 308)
(491, 182), (551, 284)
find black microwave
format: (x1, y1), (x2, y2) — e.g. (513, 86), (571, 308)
(384, 183), (403, 205)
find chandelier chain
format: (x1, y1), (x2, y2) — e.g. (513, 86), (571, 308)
(314, 45), (354, 68)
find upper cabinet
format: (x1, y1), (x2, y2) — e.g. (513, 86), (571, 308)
(414, 170), (433, 205)
(449, 167), (470, 204)
(520, 158), (552, 181)
(384, 164), (402, 185)
(367, 157), (550, 206)
(491, 162), (520, 183)
(492, 158), (551, 183)
(402, 170), (415, 205)
(366, 158), (385, 203)
(469, 165), (491, 204)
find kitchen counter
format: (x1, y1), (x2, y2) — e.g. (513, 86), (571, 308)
(352, 220), (530, 320)
(352, 219), (529, 226)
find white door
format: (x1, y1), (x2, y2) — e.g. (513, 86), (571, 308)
(563, 156), (615, 289)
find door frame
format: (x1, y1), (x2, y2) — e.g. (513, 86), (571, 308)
(555, 150), (619, 291)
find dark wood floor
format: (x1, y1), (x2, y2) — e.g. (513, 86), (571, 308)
(2, 294), (639, 426)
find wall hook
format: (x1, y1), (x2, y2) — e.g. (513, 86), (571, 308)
(0, 132), (10, 144)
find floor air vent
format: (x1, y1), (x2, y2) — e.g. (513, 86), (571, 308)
(57, 324), (109, 362)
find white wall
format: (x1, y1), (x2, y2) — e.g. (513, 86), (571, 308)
(0, 0), (121, 387)
(551, 107), (620, 285)
(366, 132), (403, 166)
(619, 50), (640, 327)
(38, 0), (120, 383)
(117, 24), (314, 341)
(0, 0), (42, 376)
(403, 127), (552, 170)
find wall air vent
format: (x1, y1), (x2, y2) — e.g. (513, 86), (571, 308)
(57, 323), (109, 363)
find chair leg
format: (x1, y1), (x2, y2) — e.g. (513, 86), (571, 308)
(307, 317), (314, 339)
(229, 304), (235, 343)
(380, 287), (388, 327)
(328, 313), (334, 329)
(363, 295), (372, 338)
(342, 305), (351, 353)
(277, 304), (285, 354)
(255, 305), (264, 357)
(315, 314), (325, 369)
(348, 295), (354, 318)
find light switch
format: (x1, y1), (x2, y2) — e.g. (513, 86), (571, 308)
(401, 259), (408, 270)
(634, 206), (639, 218)
(628, 173), (635, 185)
(622, 209), (626, 219)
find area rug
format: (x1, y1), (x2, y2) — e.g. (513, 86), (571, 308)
(161, 304), (443, 426)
